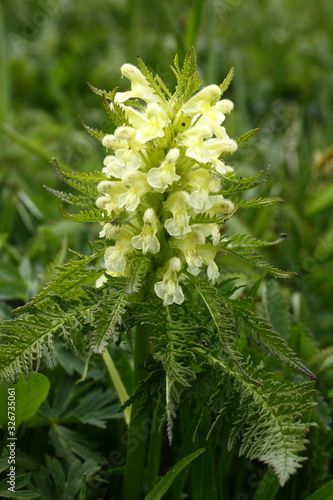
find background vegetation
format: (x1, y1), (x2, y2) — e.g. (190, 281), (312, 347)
(1, 0), (333, 498)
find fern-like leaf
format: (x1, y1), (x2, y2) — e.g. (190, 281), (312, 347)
(91, 288), (129, 354)
(59, 205), (109, 223)
(86, 82), (117, 100)
(136, 57), (168, 103)
(230, 298), (315, 379)
(237, 197), (283, 209)
(172, 47), (202, 103)
(0, 313), (60, 382)
(78, 116), (105, 141)
(51, 159), (104, 197)
(209, 358), (315, 486)
(149, 306), (199, 442)
(51, 158), (106, 183)
(186, 275), (255, 382)
(221, 169), (268, 195)
(14, 249), (104, 312)
(190, 210), (236, 226)
(43, 186), (95, 207)
(218, 234), (295, 278)
(126, 254), (151, 294)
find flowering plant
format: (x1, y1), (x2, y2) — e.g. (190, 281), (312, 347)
(0, 49), (316, 500)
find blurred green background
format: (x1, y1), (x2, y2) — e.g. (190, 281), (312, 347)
(1, 0), (333, 337)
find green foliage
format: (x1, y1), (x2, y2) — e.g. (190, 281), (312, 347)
(221, 169), (270, 195)
(145, 448), (206, 500)
(208, 358), (315, 487)
(172, 47), (203, 103)
(306, 479), (333, 500)
(218, 233), (295, 278)
(137, 56), (171, 102)
(13, 248), (104, 312)
(43, 187), (95, 208)
(0, 372), (50, 427)
(59, 205), (109, 223)
(219, 67), (235, 95)
(91, 286), (129, 354)
(235, 127), (260, 147)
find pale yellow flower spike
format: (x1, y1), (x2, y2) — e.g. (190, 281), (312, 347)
(96, 57), (238, 305)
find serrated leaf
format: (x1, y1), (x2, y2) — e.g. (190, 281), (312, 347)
(43, 186), (95, 207)
(186, 275), (255, 383)
(237, 197), (283, 209)
(136, 57), (172, 99)
(0, 314), (60, 382)
(51, 159), (103, 197)
(78, 116), (105, 141)
(13, 248), (104, 312)
(126, 255), (151, 294)
(210, 357), (315, 486)
(59, 204), (109, 223)
(220, 67), (234, 95)
(221, 170), (268, 195)
(86, 82), (117, 100)
(219, 234), (295, 278)
(91, 289), (129, 354)
(51, 158), (106, 182)
(173, 47), (202, 102)
(236, 128), (260, 146)
(231, 298), (315, 378)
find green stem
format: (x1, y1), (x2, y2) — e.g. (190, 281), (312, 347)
(103, 349), (131, 426)
(122, 323), (151, 500)
(146, 396), (163, 490)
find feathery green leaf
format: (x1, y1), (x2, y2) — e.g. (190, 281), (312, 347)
(91, 288), (129, 354)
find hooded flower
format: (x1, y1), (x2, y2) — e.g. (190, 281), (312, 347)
(115, 64), (160, 104)
(131, 208), (160, 254)
(147, 148), (181, 193)
(154, 257), (185, 306)
(164, 191), (192, 238)
(187, 169), (221, 212)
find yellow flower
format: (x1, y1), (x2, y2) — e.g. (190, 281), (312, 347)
(187, 168), (220, 212)
(154, 257), (184, 306)
(136, 103), (170, 144)
(147, 148), (181, 193)
(103, 227), (135, 274)
(115, 64), (160, 104)
(196, 244), (220, 282)
(131, 208), (160, 254)
(171, 231), (205, 275)
(96, 181), (127, 214)
(178, 124), (213, 163)
(118, 172), (150, 212)
(164, 191), (192, 238)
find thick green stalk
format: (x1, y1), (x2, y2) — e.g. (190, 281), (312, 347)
(122, 323), (151, 500)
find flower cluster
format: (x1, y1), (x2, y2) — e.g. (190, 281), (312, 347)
(96, 62), (237, 305)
